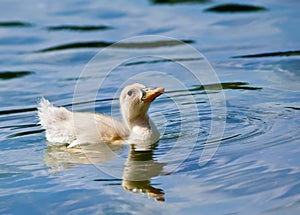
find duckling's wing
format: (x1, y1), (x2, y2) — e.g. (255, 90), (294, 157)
(94, 113), (129, 141)
(67, 112), (128, 148)
(38, 98), (129, 147)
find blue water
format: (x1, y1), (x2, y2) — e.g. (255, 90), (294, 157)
(1, 0), (300, 214)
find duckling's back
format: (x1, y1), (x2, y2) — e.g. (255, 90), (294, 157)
(38, 98), (129, 148)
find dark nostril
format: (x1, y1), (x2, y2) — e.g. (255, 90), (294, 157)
(141, 89), (147, 98)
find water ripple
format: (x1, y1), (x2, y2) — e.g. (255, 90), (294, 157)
(0, 107), (37, 116)
(0, 21), (33, 28)
(46, 25), (112, 32)
(35, 39), (194, 53)
(205, 3), (267, 13)
(233, 50), (300, 58)
(0, 71), (35, 80)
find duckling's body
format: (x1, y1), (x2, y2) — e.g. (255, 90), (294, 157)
(38, 83), (164, 148)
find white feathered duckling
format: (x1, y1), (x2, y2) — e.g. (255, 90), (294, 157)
(38, 83), (164, 148)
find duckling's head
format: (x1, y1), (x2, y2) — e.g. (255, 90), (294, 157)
(120, 83), (164, 129)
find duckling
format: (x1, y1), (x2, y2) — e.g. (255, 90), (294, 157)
(38, 83), (164, 148)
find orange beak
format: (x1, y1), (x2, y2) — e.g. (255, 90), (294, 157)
(141, 87), (164, 102)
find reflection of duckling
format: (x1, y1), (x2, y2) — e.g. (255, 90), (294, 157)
(38, 83), (164, 148)
(44, 143), (123, 173)
(122, 145), (166, 202)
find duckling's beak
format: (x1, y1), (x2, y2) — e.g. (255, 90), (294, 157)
(141, 87), (164, 102)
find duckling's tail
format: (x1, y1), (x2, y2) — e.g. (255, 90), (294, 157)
(37, 98), (76, 144)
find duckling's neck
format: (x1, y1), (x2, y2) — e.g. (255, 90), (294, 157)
(126, 113), (151, 131)
(125, 113), (160, 143)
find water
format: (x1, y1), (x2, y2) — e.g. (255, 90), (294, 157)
(1, 0), (300, 214)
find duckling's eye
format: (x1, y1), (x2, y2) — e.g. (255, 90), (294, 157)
(127, 90), (133, 96)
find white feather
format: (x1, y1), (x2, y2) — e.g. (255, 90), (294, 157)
(37, 83), (163, 149)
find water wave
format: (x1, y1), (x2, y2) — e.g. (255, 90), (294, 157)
(35, 40), (194, 53)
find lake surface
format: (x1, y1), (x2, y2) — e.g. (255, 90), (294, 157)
(1, 0), (300, 214)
